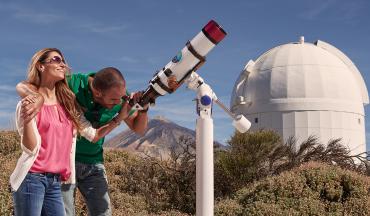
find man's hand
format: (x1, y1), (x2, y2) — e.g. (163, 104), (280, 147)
(129, 91), (149, 111)
(124, 91), (149, 135)
(116, 100), (130, 122)
(168, 75), (179, 91)
(21, 93), (44, 124)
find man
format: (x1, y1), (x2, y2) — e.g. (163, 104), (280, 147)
(17, 67), (148, 216)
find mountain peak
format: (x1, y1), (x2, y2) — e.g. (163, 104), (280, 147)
(152, 115), (171, 123)
(105, 117), (223, 158)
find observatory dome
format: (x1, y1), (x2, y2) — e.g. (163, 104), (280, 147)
(231, 38), (368, 154)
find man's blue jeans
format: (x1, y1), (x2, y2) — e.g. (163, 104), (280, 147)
(13, 172), (65, 216)
(61, 162), (112, 216)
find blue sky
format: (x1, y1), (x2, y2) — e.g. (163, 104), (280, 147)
(0, 0), (369, 146)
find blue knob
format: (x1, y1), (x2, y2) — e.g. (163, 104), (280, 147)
(200, 95), (212, 106)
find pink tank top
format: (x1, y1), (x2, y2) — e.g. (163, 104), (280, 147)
(29, 104), (73, 181)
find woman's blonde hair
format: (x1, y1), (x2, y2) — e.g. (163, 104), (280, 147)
(27, 48), (82, 129)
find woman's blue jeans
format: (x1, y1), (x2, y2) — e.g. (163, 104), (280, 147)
(13, 172), (65, 216)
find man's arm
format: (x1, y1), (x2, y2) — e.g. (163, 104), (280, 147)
(125, 111), (148, 135)
(94, 102), (130, 142)
(80, 114), (124, 143)
(79, 100), (131, 143)
(123, 76), (177, 135)
(91, 118), (122, 143)
(16, 82), (44, 124)
(16, 81), (38, 98)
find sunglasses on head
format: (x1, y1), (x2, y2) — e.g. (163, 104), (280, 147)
(42, 56), (65, 65)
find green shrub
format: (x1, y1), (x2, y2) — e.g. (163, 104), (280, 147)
(215, 162), (370, 216)
(215, 130), (368, 199)
(215, 130), (282, 197)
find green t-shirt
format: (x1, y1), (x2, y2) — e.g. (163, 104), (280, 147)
(67, 73), (127, 164)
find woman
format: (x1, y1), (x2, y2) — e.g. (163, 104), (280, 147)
(10, 48), (128, 216)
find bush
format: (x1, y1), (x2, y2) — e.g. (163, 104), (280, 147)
(215, 130), (368, 198)
(0, 131), (193, 215)
(0, 131), (20, 216)
(215, 130), (282, 197)
(215, 162), (370, 216)
(0, 130), (20, 156)
(214, 199), (243, 216)
(100, 136), (196, 215)
(2, 130), (370, 216)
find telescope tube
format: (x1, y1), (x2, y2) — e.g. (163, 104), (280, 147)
(133, 20), (227, 110)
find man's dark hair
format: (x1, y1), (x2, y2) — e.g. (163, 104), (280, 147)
(92, 67), (125, 91)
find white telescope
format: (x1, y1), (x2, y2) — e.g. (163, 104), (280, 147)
(126, 20), (250, 216)
(130, 20), (227, 114)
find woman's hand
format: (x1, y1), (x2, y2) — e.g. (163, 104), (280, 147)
(21, 93), (44, 124)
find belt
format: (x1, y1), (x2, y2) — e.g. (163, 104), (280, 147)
(29, 172), (60, 178)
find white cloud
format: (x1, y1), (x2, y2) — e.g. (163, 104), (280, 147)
(126, 79), (148, 87)
(0, 84), (15, 92)
(300, 0), (335, 20)
(119, 56), (139, 64)
(0, 110), (14, 118)
(299, 0), (363, 23)
(114, 55), (165, 69)
(4, 3), (64, 24)
(337, 2), (363, 23)
(0, 93), (19, 114)
(0, 110), (15, 129)
(0, 58), (28, 77)
(81, 23), (128, 33)
(14, 11), (62, 24)
(147, 57), (162, 65)
(2, 2), (130, 34)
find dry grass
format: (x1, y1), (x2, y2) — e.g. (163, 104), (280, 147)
(2, 130), (370, 216)
(0, 131), (190, 216)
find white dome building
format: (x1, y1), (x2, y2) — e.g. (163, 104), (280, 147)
(230, 38), (369, 155)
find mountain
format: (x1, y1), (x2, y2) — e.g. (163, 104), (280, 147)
(105, 116), (223, 158)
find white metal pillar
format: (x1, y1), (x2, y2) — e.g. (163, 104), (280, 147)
(196, 117), (214, 216)
(187, 72), (250, 216)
